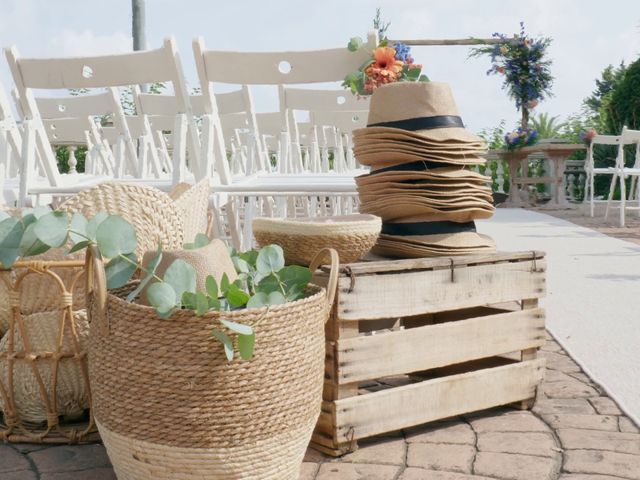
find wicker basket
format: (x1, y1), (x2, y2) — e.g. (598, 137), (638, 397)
(253, 214), (382, 266)
(86, 246), (339, 480)
(0, 258), (97, 444)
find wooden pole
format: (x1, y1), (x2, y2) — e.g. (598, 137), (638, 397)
(132, 0), (146, 51)
(387, 38), (504, 46)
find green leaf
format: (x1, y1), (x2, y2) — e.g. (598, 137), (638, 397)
(33, 211), (68, 247)
(419, 74), (430, 82)
(347, 36), (363, 52)
(0, 218), (24, 268)
(205, 275), (218, 299)
(220, 272), (230, 294)
(69, 213), (89, 244)
(208, 296), (221, 310)
(68, 240), (90, 254)
(225, 283), (250, 308)
(247, 291), (285, 308)
(195, 291), (209, 316)
(238, 333), (255, 360)
(162, 259), (196, 301)
(405, 66), (421, 80)
(184, 232), (210, 250)
(256, 244), (285, 275)
(126, 247), (162, 302)
(280, 265), (311, 289)
(255, 274), (281, 294)
(19, 223), (50, 257)
(232, 256), (250, 274)
(147, 282), (177, 316)
(220, 319), (253, 336)
(239, 250), (259, 268)
(86, 211), (108, 240)
(181, 291), (197, 309)
(211, 329), (234, 361)
(105, 253), (137, 289)
(0, 211), (10, 222)
(96, 215), (137, 258)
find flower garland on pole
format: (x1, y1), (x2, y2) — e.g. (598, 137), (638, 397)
(471, 22), (553, 149)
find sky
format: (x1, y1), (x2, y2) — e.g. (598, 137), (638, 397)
(0, 0), (639, 133)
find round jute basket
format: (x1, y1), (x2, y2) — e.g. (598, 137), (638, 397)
(85, 246), (339, 480)
(253, 214), (381, 266)
(0, 258), (98, 444)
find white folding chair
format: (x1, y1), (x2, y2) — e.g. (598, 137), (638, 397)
(5, 37), (199, 204)
(583, 134), (621, 217)
(605, 127), (640, 227)
(0, 83), (23, 200)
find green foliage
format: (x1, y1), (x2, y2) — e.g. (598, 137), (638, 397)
(529, 113), (565, 139)
(584, 62), (627, 119)
(56, 146), (87, 174)
(604, 57), (640, 134)
(477, 120), (507, 150)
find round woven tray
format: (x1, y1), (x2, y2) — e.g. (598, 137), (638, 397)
(253, 214), (381, 265)
(86, 247), (339, 479)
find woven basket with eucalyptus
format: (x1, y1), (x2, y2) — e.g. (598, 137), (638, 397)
(86, 247), (339, 480)
(0, 255), (97, 444)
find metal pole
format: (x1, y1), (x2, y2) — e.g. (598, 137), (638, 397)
(132, 0), (146, 51)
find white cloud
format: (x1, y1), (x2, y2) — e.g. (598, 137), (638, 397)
(48, 29), (132, 57)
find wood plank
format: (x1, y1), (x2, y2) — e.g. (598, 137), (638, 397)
(338, 259), (546, 320)
(322, 250), (546, 275)
(332, 359), (545, 443)
(336, 308), (545, 383)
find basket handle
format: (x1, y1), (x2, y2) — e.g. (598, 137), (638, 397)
(309, 248), (340, 311)
(85, 245), (109, 335)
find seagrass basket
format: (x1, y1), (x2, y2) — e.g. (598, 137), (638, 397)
(0, 256), (98, 444)
(253, 214), (381, 266)
(86, 246), (339, 480)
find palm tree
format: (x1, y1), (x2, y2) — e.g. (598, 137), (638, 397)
(530, 112), (565, 139)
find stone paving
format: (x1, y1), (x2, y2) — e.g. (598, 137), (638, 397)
(1, 332), (639, 479)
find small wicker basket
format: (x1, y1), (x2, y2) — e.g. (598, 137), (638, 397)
(253, 214), (382, 265)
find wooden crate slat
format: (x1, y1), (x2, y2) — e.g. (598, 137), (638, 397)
(332, 358), (545, 443)
(337, 259), (546, 320)
(321, 251), (545, 275)
(336, 307), (545, 383)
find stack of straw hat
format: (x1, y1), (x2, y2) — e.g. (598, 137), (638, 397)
(354, 81), (496, 258)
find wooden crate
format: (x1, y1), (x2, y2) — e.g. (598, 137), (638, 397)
(311, 251), (546, 456)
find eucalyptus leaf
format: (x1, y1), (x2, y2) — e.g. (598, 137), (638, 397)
(225, 284), (250, 308)
(105, 253), (138, 289)
(256, 244), (285, 275)
(125, 247), (162, 302)
(195, 291), (209, 316)
(68, 240), (90, 254)
(247, 290), (285, 308)
(181, 291), (197, 310)
(147, 282), (177, 316)
(184, 232), (210, 250)
(211, 329), (234, 361)
(238, 333), (255, 360)
(33, 211), (68, 247)
(220, 319), (253, 336)
(232, 256), (250, 274)
(69, 213), (89, 244)
(96, 215), (137, 258)
(220, 272), (230, 294)
(86, 211), (108, 240)
(280, 265), (312, 291)
(347, 36), (363, 52)
(0, 211), (9, 222)
(162, 259), (196, 301)
(19, 223), (50, 257)
(205, 275), (218, 299)
(0, 218), (24, 268)
(239, 250), (258, 268)
(255, 274), (281, 295)
(208, 296), (221, 310)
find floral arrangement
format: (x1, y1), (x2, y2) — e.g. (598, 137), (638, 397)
(504, 127), (538, 151)
(580, 128), (598, 145)
(342, 38), (428, 96)
(0, 209), (312, 361)
(470, 22), (553, 131)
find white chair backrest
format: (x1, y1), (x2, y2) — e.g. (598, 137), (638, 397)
(35, 91), (117, 119)
(621, 127), (640, 144)
(310, 110), (368, 133)
(134, 89), (207, 117)
(591, 134), (621, 146)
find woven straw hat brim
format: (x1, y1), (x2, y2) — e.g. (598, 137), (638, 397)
(356, 151), (487, 168)
(356, 168), (491, 186)
(360, 201), (495, 222)
(358, 191), (495, 205)
(379, 232), (495, 249)
(357, 181), (493, 195)
(361, 196), (494, 211)
(373, 241), (496, 258)
(252, 214), (382, 237)
(353, 130), (486, 149)
(353, 141), (487, 156)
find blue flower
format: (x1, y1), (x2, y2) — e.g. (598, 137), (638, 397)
(393, 42), (412, 62)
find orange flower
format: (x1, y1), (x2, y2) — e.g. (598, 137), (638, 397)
(371, 47), (403, 75)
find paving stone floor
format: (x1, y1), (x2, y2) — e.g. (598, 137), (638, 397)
(1, 332), (639, 480)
